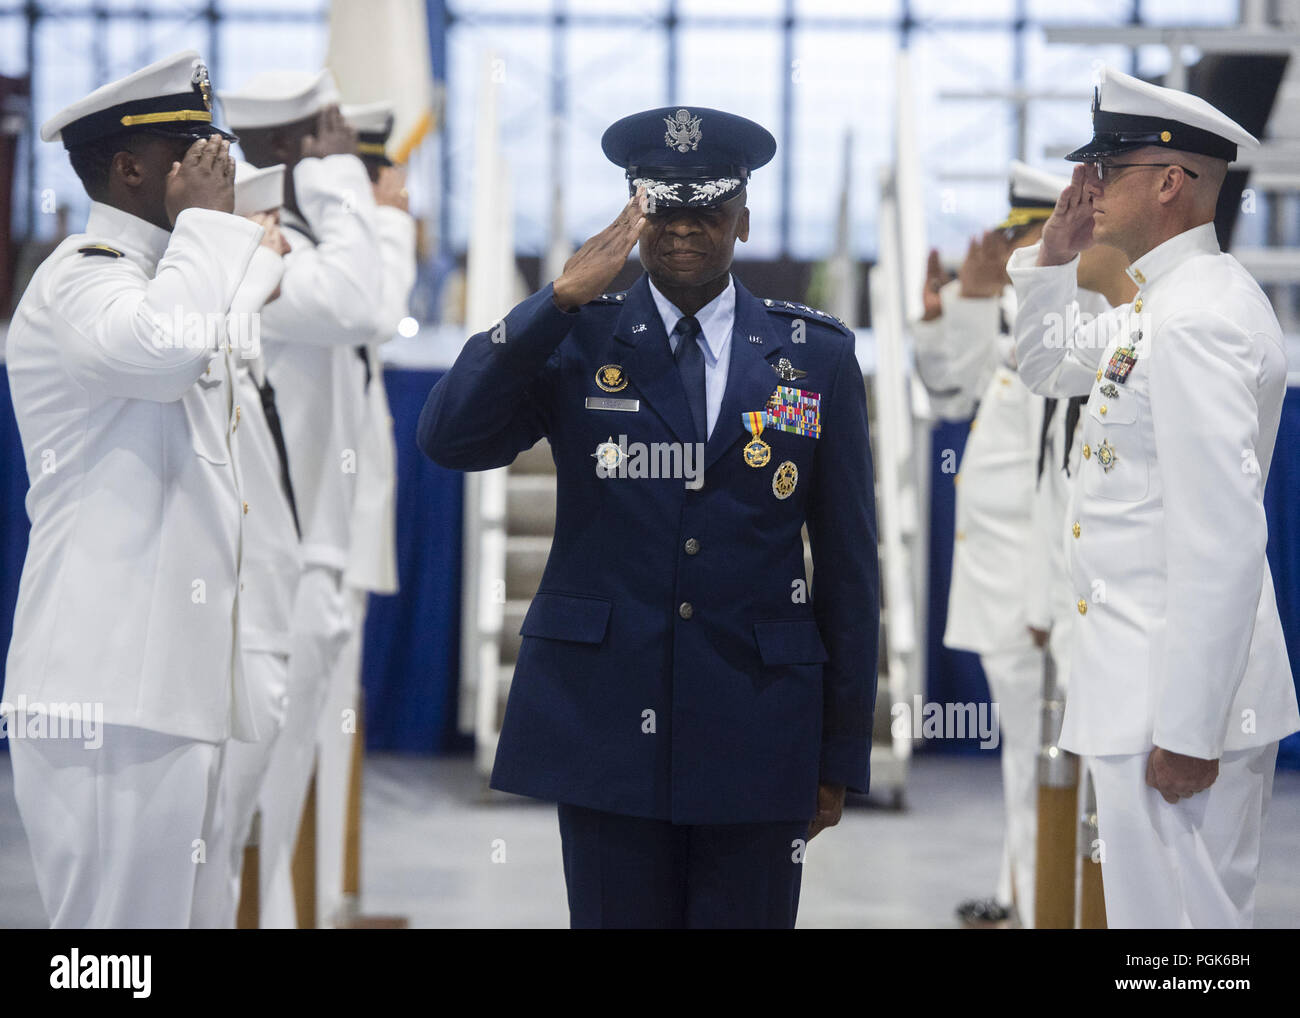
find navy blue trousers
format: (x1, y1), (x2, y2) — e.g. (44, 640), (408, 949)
(556, 803), (807, 929)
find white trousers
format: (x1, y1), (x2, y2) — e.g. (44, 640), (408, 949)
(258, 564), (354, 928)
(980, 644), (1044, 926)
(1090, 742), (1278, 929)
(189, 650), (291, 928)
(314, 586), (367, 926)
(10, 722), (221, 929)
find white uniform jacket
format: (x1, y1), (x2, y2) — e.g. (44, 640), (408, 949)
(914, 282), (1042, 655)
(3, 202), (264, 742)
(259, 154), (384, 574)
(1009, 223), (1300, 758)
(343, 204), (416, 594)
(229, 245), (302, 656)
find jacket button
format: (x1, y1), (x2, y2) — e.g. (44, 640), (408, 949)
(235, 404), (242, 425)
(678, 601), (693, 620)
(956, 530), (966, 542)
(1082, 444), (1091, 460)
(1099, 404), (1107, 415)
(1096, 369), (1102, 381)
(1072, 522), (1081, 539)
(243, 501), (249, 515)
(684, 538), (699, 555)
(1077, 598), (1087, 616)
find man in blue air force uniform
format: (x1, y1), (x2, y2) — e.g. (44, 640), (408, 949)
(419, 107), (879, 928)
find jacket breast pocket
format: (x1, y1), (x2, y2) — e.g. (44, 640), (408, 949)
(184, 374), (232, 466)
(752, 618), (829, 666)
(1082, 415), (1148, 502)
(520, 590), (612, 645)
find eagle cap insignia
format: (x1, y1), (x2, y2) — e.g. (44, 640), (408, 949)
(191, 60), (213, 111)
(664, 109), (702, 153)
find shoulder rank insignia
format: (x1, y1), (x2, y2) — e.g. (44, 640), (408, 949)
(760, 298), (852, 336)
(595, 364), (628, 392)
(590, 292), (627, 305)
(78, 244), (123, 258)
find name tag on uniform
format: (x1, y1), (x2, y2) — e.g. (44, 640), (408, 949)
(585, 397), (640, 412)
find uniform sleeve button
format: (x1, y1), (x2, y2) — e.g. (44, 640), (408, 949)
(678, 601), (693, 620)
(684, 538), (699, 555)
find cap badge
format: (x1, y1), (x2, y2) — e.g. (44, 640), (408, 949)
(191, 60), (213, 112)
(664, 108), (702, 153)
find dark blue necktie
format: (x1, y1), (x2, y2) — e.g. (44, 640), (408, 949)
(671, 315), (706, 442)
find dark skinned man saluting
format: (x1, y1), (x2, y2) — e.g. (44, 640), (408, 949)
(419, 107), (879, 929)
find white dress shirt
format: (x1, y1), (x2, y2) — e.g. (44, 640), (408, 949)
(648, 274), (735, 439)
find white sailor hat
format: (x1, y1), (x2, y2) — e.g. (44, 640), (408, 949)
(220, 69), (340, 132)
(234, 161), (285, 216)
(602, 106), (776, 209)
(1067, 66), (1259, 163)
(341, 101), (394, 165)
(41, 49), (230, 149)
(995, 161), (1070, 229)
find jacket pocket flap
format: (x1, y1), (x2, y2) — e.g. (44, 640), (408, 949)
(520, 591), (612, 644)
(753, 619), (829, 665)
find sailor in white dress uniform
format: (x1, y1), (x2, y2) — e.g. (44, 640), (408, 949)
(1008, 67), (1300, 928)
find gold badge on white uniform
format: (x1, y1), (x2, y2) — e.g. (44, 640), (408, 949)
(772, 460), (798, 500)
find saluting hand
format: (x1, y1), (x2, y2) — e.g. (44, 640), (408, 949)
(301, 104), (358, 160)
(248, 211), (291, 256)
(959, 230), (1012, 299)
(1145, 746), (1219, 805)
(921, 248), (947, 321)
(164, 136), (235, 224)
(1039, 164), (1097, 266)
(551, 188), (649, 312)
(807, 782), (846, 841)
(374, 165), (409, 212)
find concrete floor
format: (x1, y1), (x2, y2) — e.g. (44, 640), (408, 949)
(2, 751), (1297, 928)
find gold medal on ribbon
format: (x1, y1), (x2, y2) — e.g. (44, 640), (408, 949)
(742, 411), (771, 468)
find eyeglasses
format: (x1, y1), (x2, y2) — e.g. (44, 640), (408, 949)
(1091, 161), (1200, 183)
